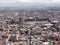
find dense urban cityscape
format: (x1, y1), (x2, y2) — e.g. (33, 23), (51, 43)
(0, 8), (60, 45)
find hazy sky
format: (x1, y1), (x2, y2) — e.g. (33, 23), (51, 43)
(0, 0), (60, 3)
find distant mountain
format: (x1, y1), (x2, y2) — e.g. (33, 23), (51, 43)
(0, 2), (60, 8)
